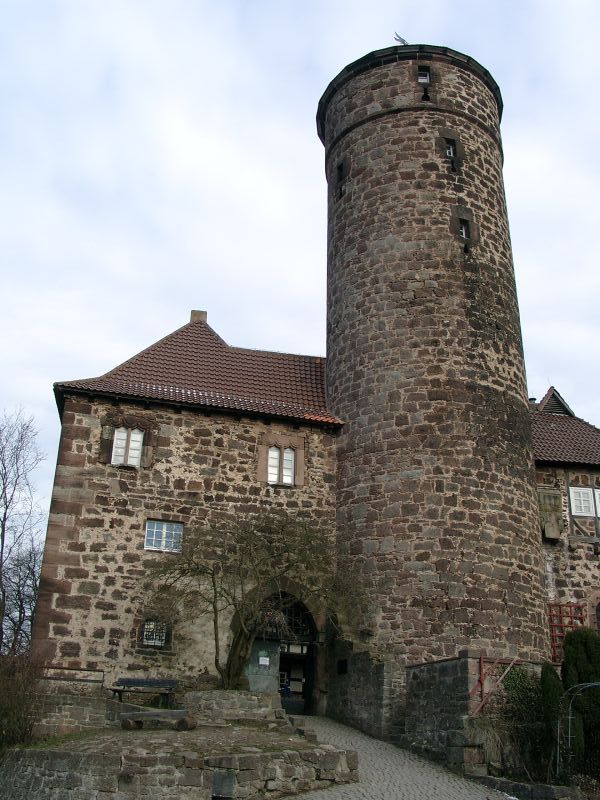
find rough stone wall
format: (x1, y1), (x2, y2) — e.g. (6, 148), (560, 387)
(183, 690), (283, 721)
(33, 690), (108, 737)
(403, 651), (481, 766)
(536, 465), (600, 626)
(319, 47), (549, 735)
(32, 396), (336, 684)
(0, 745), (358, 800)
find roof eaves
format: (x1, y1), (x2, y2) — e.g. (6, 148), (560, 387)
(54, 383), (343, 428)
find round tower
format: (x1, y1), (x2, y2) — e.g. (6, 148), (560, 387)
(318, 45), (549, 728)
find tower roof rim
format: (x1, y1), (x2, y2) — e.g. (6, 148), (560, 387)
(316, 44), (503, 142)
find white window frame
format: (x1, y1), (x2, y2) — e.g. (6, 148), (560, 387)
(267, 446), (296, 486)
(595, 489), (600, 518)
(111, 427), (144, 467)
(569, 486), (594, 516)
(144, 520), (183, 552)
(417, 66), (430, 84)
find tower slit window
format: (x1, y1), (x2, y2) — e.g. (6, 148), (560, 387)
(459, 219), (471, 240)
(445, 138), (456, 158)
(417, 65), (430, 84)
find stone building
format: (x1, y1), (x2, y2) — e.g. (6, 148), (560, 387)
(32, 44), (599, 747)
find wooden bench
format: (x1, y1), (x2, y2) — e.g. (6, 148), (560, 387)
(110, 678), (178, 708)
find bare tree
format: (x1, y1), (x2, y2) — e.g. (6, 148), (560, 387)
(147, 512), (363, 689)
(0, 411), (44, 654)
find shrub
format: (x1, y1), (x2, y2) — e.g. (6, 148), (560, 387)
(0, 654), (45, 753)
(540, 663), (563, 770)
(502, 666), (546, 780)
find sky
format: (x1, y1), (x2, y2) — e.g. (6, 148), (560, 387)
(1, 0), (599, 511)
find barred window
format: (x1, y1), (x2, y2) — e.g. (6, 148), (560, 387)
(144, 520), (183, 553)
(142, 620), (167, 648)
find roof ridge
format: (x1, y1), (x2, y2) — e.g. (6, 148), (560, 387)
(228, 344), (325, 361)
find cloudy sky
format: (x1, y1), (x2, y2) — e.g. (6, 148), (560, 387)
(2, 0), (599, 509)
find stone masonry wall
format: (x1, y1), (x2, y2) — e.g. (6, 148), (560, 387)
(184, 690), (283, 721)
(33, 690), (108, 737)
(0, 744), (358, 800)
(537, 465), (600, 627)
(319, 47), (549, 737)
(32, 396), (336, 685)
(403, 651), (481, 768)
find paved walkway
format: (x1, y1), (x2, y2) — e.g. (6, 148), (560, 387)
(301, 717), (507, 800)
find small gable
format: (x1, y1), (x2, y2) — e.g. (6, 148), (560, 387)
(537, 386), (575, 416)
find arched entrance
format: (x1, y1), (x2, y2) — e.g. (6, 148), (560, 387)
(244, 594), (321, 714)
(277, 599), (316, 714)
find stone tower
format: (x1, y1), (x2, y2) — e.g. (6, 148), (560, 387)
(317, 45), (549, 735)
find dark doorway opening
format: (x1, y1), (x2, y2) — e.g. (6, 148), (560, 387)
(262, 596), (317, 715)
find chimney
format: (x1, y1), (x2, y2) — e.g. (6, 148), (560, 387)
(190, 310), (207, 323)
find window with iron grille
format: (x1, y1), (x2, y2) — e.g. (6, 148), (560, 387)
(548, 602), (586, 662)
(141, 619), (167, 648)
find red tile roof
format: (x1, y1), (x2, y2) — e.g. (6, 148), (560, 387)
(531, 387), (600, 466)
(55, 319), (341, 427)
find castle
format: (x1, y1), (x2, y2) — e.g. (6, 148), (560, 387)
(32, 44), (600, 760)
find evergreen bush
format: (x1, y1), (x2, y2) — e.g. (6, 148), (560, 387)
(561, 627), (600, 778)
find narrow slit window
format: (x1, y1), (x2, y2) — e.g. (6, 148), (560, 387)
(267, 446), (280, 484)
(445, 138), (456, 158)
(282, 448), (295, 485)
(417, 66), (430, 84)
(459, 219), (471, 239)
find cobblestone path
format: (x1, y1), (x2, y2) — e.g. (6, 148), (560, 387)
(301, 717), (506, 800)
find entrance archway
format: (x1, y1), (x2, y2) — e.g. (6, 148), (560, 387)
(277, 598), (316, 714)
(244, 594), (321, 714)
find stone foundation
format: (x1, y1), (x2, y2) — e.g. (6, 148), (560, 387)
(0, 732), (358, 799)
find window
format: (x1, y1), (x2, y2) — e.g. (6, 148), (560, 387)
(445, 138), (456, 158)
(141, 619), (167, 648)
(417, 66), (430, 84)
(459, 219), (471, 240)
(144, 520), (183, 552)
(267, 446), (295, 485)
(111, 427), (144, 467)
(334, 157), (349, 200)
(569, 486), (595, 516)
(258, 433), (305, 486)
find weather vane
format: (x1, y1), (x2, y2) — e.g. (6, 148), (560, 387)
(394, 33), (409, 45)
